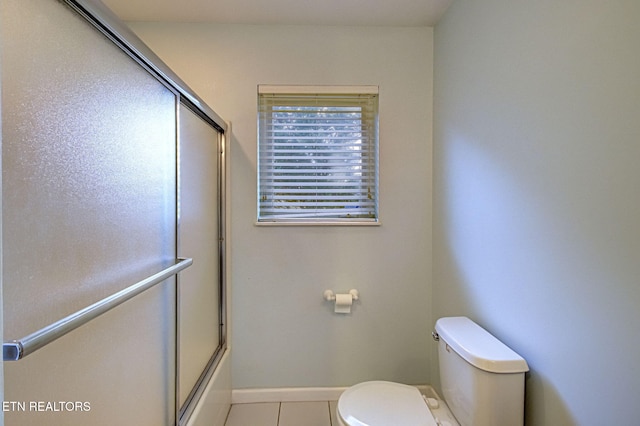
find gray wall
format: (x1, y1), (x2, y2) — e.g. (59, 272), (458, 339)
(433, 1), (640, 424)
(131, 23), (434, 389)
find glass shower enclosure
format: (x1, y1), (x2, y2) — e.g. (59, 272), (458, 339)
(0, 0), (227, 424)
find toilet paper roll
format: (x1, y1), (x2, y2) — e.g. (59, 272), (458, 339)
(334, 293), (353, 314)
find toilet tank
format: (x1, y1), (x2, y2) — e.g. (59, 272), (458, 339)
(435, 317), (529, 426)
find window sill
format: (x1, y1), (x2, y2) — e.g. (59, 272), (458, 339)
(255, 220), (381, 227)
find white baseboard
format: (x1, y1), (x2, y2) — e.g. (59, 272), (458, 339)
(231, 384), (437, 405)
(232, 387), (348, 404)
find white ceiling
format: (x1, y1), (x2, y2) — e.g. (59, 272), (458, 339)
(101, 0), (454, 27)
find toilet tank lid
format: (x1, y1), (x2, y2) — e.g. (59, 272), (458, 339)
(435, 317), (529, 373)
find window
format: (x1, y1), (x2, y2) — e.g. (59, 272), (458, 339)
(257, 85), (379, 224)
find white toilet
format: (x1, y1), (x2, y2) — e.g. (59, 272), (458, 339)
(336, 316), (529, 426)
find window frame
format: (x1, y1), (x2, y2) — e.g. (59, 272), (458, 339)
(256, 85), (380, 226)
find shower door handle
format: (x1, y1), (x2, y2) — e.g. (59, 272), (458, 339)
(3, 257), (193, 361)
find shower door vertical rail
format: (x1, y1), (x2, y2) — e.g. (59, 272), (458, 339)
(0, 16), (5, 420)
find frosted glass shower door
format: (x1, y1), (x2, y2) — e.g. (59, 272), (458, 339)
(2, 1), (178, 425)
(177, 104), (224, 413)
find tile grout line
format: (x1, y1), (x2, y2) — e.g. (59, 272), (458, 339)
(276, 402), (282, 426)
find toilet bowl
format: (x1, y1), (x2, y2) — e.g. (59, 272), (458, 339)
(336, 317), (529, 426)
(336, 381), (457, 426)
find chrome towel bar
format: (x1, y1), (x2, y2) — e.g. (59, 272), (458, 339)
(3, 257), (193, 361)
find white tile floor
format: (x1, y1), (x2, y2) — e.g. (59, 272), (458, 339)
(224, 401), (339, 426)
(224, 385), (458, 426)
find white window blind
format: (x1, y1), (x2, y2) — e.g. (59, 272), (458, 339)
(258, 86), (379, 223)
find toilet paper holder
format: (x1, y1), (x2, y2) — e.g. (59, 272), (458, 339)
(323, 289), (359, 314)
(323, 289), (359, 302)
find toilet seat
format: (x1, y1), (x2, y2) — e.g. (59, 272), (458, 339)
(337, 381), (438, 426)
